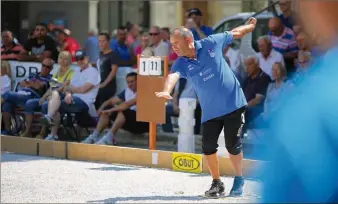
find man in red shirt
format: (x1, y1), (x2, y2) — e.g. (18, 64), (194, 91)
(55, 28), (80, 62)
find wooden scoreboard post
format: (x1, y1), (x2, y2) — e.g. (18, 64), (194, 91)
(136, 55), (168, 150)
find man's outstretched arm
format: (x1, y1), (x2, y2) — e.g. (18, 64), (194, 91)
(155, 72), (180, 100)
(231, 17), (257, 39)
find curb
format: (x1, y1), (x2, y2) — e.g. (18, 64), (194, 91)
(1, 135), (265, 178)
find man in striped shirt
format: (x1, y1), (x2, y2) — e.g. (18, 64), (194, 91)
(268, 17), (298, 72)
(1, 30), (24, 60)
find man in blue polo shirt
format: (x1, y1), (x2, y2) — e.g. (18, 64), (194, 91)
(156, 17), (257, 198)
(186, 8), (213, 40)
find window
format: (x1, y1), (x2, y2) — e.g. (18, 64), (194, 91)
(214, 19), (243, 49)
(251, 18), (270, 52)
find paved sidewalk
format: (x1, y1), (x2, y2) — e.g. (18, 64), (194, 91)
(1, 152), (261, 203)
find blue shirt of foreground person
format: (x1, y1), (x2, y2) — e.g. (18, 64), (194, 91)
(259, 45), (338, 203)
(155, 18), (257, 198)
(258, 0), (338, 202)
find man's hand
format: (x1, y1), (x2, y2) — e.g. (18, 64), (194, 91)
(247, 17), (257, 26)
(16, 54), (27, 61)
(155, 92), (173, 100)
(64, 86), (73, 93)
(39, 98), (45, 105)
(97, 109), (103, 116)
(99, 83), (106, 89)
(102, 108), (116, 115)
(231, 17), (257, 39)
(64, 94), (73, 104)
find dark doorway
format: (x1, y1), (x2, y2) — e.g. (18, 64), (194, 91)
(1, 1), (22, 40)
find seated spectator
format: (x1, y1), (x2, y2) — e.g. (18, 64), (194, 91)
(162, 78), (201, 134)
(292, 24), (302, 37)
(85, 29), (100, 65)
(223, 45), (244, 83)
(96, 33), (120, 109)
(1, 57), (53, 135)
(295, 50), (312, 72)
(149, 26), (170, 56)
(242, 56), (271, 126)
(134, 32), (154, 57)
(1, 60), (12, 95)
(185, 8), (213, 40)
(1, 30), (24, 60)
(40, 50), (100, 140)
(278, 0), (298, 29)
(264, 62), (292, 118)
(296, 32), (312, 52)
(292, 50), (312, 84)
(55, 28), (80, 62)
(18, 23), (59, 62)
(256, 35), (285, 80)
(268, 17), (298, 71)
(81, 72), (148, 145)
(21, 51), (74, 138)
(161, 27), (171, 46)
(110, 27), (136, 66)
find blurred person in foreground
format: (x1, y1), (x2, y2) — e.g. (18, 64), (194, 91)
(156, 18), (257, 198)
(260, 0), (338, 202)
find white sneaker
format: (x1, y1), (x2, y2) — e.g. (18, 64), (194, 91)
(81, 133), (99, 144)
(44, 134), (57, 141)
(95, 134), (114, 145)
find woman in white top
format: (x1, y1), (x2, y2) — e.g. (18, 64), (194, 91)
(1, 60), (12, 95)
(264, 62), (293, 117)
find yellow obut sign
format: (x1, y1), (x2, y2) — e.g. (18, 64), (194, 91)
(172, 152), (203, 173)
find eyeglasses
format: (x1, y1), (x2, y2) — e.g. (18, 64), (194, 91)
(42, 63), (52, 69)
(149, 33), (160, 36)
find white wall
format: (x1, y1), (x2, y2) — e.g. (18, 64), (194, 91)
(150, 1), (181, 29)
(27, 1), (89, 47)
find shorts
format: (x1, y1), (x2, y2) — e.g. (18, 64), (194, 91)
(202, 107), (245, 155)
(110, 109), (149, 134)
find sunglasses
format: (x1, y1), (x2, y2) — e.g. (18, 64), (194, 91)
(76, 56), (85, 61)
(42, 63), (52, 69)
(149, 33), (160, 36)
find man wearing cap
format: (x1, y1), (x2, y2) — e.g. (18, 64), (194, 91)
(40, 50), (100, 140)
(186, 8), (213, 40)
(55, 28), (80, 62)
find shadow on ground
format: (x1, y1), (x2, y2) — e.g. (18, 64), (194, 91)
(1, 152), (48, 163)
(87, 195), (206, 203)
(88, 166), (140, 171)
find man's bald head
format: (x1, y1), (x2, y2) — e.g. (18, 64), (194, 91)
(268, 17), (284, 36)
(171, 26), (194, 40)
(170, 26), (195, 57)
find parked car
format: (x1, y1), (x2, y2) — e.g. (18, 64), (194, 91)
(213, 11), (274, 52)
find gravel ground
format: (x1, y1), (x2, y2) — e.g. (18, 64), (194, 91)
(1, 152), (261, 203)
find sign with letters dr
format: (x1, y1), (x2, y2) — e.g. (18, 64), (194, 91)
(172, 152), (202, 173)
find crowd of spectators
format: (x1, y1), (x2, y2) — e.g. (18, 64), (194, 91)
(1, 0), (319, 145)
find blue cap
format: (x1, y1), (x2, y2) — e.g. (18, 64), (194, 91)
(75, 50), (86, 61)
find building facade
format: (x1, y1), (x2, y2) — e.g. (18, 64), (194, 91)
(1, 0), (268, 46)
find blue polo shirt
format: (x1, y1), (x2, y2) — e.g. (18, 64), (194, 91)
(171, 32), (247, 123)
(191, 25), (213, 40)
(110, 39), (131, 61)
